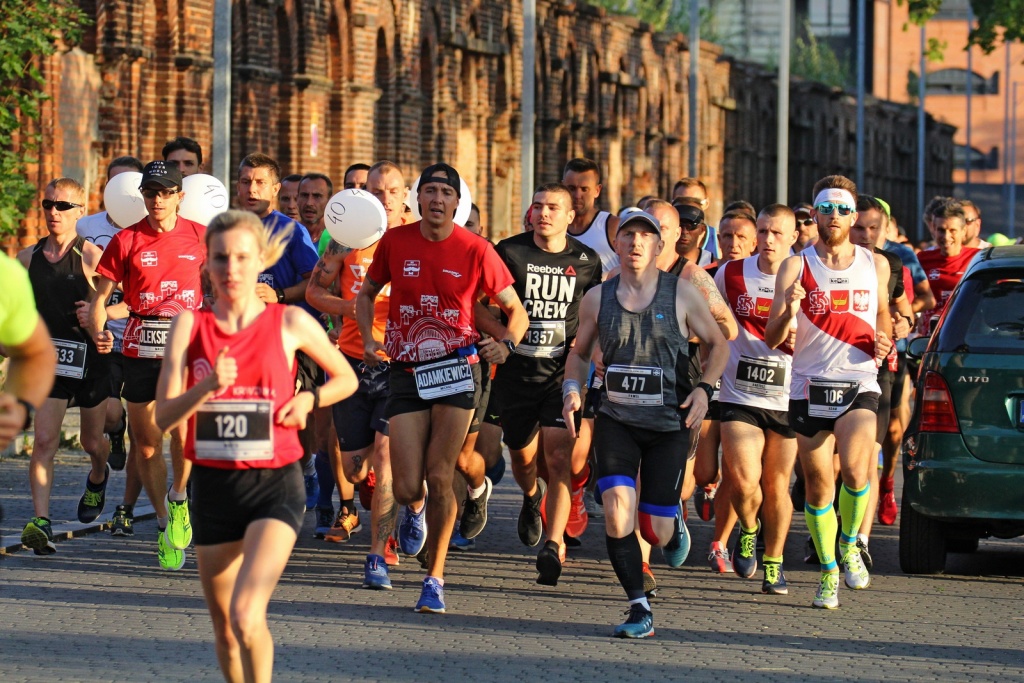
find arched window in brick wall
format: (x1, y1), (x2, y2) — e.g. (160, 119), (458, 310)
(274, 5), (295, 173)
(584, 51), (600, 160)
(325, 4), (351, 181)
(375, 28), (396, 161)
(419, 32), (439, 168)
(557, 45), (577, 162)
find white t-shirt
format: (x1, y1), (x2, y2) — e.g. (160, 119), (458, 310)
(76, 211), (127, 348)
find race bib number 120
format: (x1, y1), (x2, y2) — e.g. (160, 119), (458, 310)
(194, 400), (274, 461)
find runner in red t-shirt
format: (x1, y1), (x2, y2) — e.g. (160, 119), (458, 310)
(356, 163), (529, 613)
(155, 210), (355, 683)
(88, 160), (206, 571)
(916, 199), (980, 336)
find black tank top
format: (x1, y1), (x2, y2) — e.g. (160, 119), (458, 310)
(29, 237), (98, 366)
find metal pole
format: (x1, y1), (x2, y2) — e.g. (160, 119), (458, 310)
(688, 0), (699, 177)
(777, 0), (791, 203)
(855, 0), (865, 189)
(916, 26), (926, 244)
(212, 0), (232, 186)
(1005, 44), (1012, 233)
(1012, 82), (1018, 238)
(521, 0), (536, 216)
(965, 5), (973, 194)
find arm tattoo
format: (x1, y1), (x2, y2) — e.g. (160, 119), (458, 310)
(311, 256), (338, 290)
(326, 238), (353, 258)
(690, 268), (727, 311)
(494, 286), (518, 309)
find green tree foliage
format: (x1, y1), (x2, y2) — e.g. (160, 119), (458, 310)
(588, 0), (718, 39)
(901, 0), (1024, 54)
(790, 25), (851, 89)
(0, 0), (89, 236)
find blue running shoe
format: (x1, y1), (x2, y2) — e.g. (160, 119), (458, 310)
(399, 503), (428, 556)
(304, 470), (320, 512)
(484, 454), (506, 487)
(613, 604), (654, 638)
(415, 577), (445, 613)
(362, 554), (393, 590)
(314, 507), (334, 539)
(662, 502), (690, 568)
(450, 523), (475, 551)
(732, 522), (759, 579)
(761, 562), (788, 595)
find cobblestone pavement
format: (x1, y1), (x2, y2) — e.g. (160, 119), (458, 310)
(2, 428), (1023, 682)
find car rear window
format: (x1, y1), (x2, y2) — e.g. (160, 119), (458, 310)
(936, 271), (1024, 354)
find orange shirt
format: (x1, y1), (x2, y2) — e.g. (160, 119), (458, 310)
(337, 241), (390, 360)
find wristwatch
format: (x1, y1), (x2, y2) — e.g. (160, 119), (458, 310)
(275, 287), (286, 304)
(697, 382), (715, 401)
(500, 339), (516, 355)
(17, 398), (34, 431)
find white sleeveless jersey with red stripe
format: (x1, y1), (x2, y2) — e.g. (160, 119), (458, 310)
(792, 245), (880, 397)
(714, 256), (793, 411)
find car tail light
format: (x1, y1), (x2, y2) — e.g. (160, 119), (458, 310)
(919, 371), (960, 433)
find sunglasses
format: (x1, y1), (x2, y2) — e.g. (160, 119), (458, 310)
(680, 220), (704, 231)
(41, 199), (83, 212)
(815, 202), (854, 216)
(797, 217), (815, 226)
(141, 188), (180, 199)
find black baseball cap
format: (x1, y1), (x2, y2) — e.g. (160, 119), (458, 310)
(417, 163), (461, 198)
(673, 201), (705, 226)
(617, 208), (661, 235)
(140, 160), (182, 190)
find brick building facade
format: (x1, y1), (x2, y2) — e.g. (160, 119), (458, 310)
(11, 0), (953, 247)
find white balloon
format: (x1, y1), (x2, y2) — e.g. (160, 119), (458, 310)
(179, 174), (230, 226)
(407, 176), (473, 226)
(102, 172), (147, 228)
(324, 189), (387, 250)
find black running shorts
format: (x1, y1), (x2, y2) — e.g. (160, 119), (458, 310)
(191, 461), (305, 545)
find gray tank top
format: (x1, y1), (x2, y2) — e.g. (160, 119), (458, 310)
(597, 270), (691, 431)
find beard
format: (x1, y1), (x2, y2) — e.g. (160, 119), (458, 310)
(820, 223), (847, 247)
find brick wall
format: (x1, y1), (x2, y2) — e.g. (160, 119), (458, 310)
(10, 0), (953, 248)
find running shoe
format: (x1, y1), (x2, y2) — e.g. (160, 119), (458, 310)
(158, 531), (185, 571)
(565, 484), (589, 538)
(484, 454), (506, 486)
(325, 508), (362, 543)
(77, 464), (110, 523)
(450, 523), (475, 551)
(314, 507), (335, 539)
(662, 502), (690, 568)
(517, 479), (546, 547)
(304, 469), (320, 511)
(693, 483), (717, 522)
(415, 577), (445, 613)
(642, 562), (658, 599)
(841, 543), (871, 590)
(732, 522), (759, 579)
(857, 538), (874, 571)
(359, 470), (375, 512)
(107, 407), (128, 471)
(803, 534), (819, 565)
(110, 505), (134, 537)
(761, 562), (788, 595)
(362, 554), (392, 590)
(165, 498), (192, 549)
(460, 476), (492, 539)
(384, 536), (400, 566)
(812, 571), (840, 609)
(878, 487), (898, 526)
(707, 541), (734, 573)
(416, 547), (430, 570)
(398, 503), (428, 556)
(583, 489), (603, 519)
(536, 541), (562, 586)
(613, 604), (655, 639)
(21, 517), (56, 555)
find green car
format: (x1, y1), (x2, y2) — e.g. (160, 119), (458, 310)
(901, 245), (1024, 574)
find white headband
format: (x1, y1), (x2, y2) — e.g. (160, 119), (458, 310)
(813, 188), (856, 209)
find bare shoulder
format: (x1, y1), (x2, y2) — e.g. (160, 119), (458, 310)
(15, 246), (32, 268)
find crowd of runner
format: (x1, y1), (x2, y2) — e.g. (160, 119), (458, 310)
(3, 134), (994, 676)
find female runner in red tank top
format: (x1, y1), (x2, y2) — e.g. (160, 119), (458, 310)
(155, 211), (356, 683)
